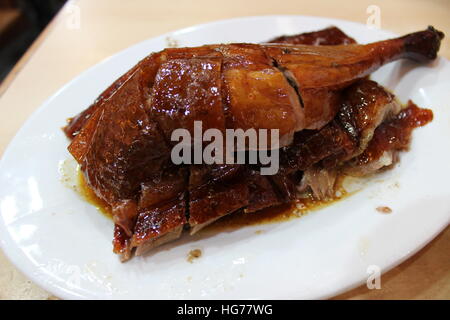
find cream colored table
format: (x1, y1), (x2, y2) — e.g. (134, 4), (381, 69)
(0, 0), (449, 300)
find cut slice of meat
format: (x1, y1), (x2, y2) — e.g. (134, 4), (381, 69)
(113, 224), (132, 262)
(278, 79), (404, 174)
(300, 102), (433, 199)
(188, 163), (242, 187)
(131, 196), (187, 256)
(76, 68), (171, 235)
(269, 172), (299, 202)
(114, 165), (188, 260)
(149, 57), (226, 145)
(64, 51), (167, 139)
(338, 80), (401, 155)
(321, 80), (401, 168)
(344, 101), (433, 176)
(245, 170), (282, 213)
(219, 44), (304, 148)
(138, 165), (188, 209)
(345, 150), (399, 177)
(279, 120), (355, 172)
(188, 164), (250, 233)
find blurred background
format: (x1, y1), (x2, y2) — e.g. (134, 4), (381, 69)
(0, 0), (66, 82)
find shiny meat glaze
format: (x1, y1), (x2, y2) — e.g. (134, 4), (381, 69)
(267, 26), (356, 45)
(344, 101), (433, 176)
(63, 27), (441, 260)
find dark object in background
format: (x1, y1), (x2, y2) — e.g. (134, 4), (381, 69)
(0, 0), (67, 83)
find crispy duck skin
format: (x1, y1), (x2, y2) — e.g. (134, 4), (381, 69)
(297, 101), (434, 199)
(292, 89), (433, 200)
(111, 27), (363, 259)
(66, 25), (355, 138)
(268, 26), (356, 45)
(188, 164), (251, 233)
(67, 27), (443, 199)
(63, 27), (441, 260)
(279, 79), (401, 173)
(65, 27), (443, 141)
(344, 101), (433, 176)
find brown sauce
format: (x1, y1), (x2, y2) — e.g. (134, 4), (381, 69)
(78, 170), (349, 231)
(78, 171), (112, 219)
(204, 184), (348, 233)
(187, 249), (202, 263)
(376, 206), (392, 214)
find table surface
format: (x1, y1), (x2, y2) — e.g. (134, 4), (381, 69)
(0, 0), (449, 300)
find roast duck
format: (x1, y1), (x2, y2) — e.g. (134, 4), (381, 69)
(63, 26), (443, 261)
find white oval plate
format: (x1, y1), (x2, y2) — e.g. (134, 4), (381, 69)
(1, 16), (449, 300)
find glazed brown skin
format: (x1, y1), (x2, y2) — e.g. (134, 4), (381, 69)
(64, 27), (442, 259)
(188, 165), (250, 232)
(65, 27), (443, 141)
(321, 79), (401, 167)
(66, 26), (355, 139)
(279, 83), (433, 179)
(150, 57), (226, 144)
(111, 27), (364, 257)
(264, 27), (442, 129)
(131, 197), (186, 250)
(351, 101), (433, 167)
(268, 26), (356, 45)
(279, 80), (405, 173)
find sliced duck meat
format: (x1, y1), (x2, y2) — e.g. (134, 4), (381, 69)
(219, 44), (304, 148)
(299, 101), (433, 199)
(344, 101), (433, 176)
(245, 171), (282, 213)
(298, 166), (339, 201)
(62, 27), (442, 261)
(278, 120), (355, 173)
(321, 79), (401, 168)
(149, 56), (226, 145)
(188, 164), (250, 233)
(131, 196), (187, 256)
(110, 164), (189, 257)
(138, 166), (188, 209)
(74, 68), (171, 235)
(278, 79), (402, 174)
(113, 224), (132, 262)
(269, 172), (300, 202)
(64, 51), (167, 139)
(64, 27), (355, 139)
